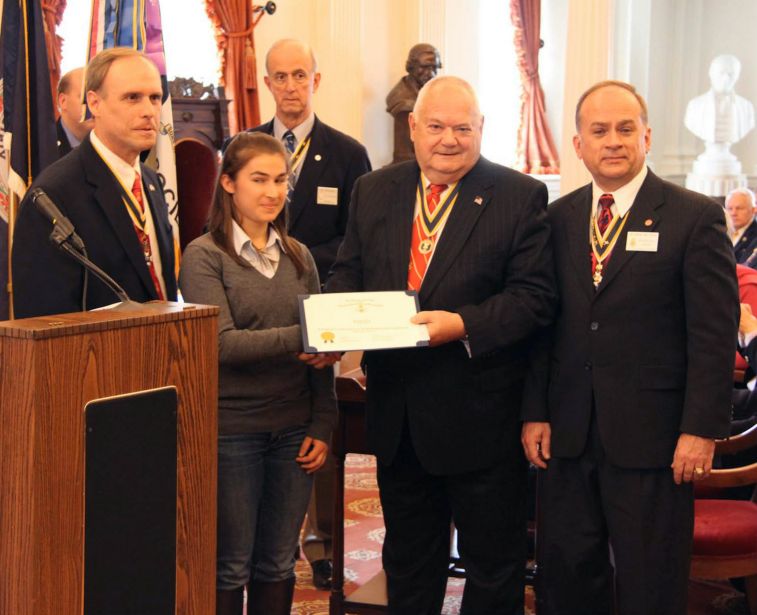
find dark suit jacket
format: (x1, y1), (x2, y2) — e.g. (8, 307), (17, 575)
(56, 118), (73, 158)
(249, 116), (371, 281)
(12, 135), (178, 318)
(735, 218), (757, 265)
(523, 170), (738, 469)
(326, 157), (556, 475)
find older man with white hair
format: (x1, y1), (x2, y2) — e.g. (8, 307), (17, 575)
(327, 75), (555, 614)
(726, 187), (757, 265)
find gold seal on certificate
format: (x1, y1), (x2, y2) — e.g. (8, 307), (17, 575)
(298, 291), (430, 352)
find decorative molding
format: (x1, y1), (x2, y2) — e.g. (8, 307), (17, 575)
(168, 77), (217, 100)
(417, 0), (446, 55)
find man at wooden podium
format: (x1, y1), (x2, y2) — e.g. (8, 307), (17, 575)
(12, 47), (177, 319)
(327, 76), (555, 614)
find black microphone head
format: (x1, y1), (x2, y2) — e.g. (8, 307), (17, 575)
(30, 188), (58, 223)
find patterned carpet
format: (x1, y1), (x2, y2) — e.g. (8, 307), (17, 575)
(286, 454), (746, 615)
(289, 453), (533, 615)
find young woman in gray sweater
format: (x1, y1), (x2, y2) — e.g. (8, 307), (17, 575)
(179, 132), (337, 615)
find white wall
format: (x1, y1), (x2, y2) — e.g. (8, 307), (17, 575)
(253, 0), (519, 169)
(540, 0), (568, 155)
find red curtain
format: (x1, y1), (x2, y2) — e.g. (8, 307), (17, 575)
(42, 0), (67, 119)
(204, 0), (260, 135)
(510, 0), (559, 174)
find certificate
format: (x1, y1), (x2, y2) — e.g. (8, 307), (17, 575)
(299, 291), (430, 352)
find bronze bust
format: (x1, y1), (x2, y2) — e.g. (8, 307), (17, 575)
(386, 44), (442, 163)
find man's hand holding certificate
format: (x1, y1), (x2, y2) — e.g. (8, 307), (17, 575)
(299, 291), (431, 353)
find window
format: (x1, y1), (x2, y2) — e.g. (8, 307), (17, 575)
(59, 0), (219, 87)
(477, 0), (520, 167)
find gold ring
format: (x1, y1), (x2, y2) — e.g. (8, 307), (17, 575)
(694, 467), (705, 475)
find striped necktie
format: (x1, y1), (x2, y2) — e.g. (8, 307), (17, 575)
(131, 174), (164, 300)
(408, 183), (448, 291)
(283, 130), (297, 205)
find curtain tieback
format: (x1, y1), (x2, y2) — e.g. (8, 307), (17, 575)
(222, 26), (254, 38)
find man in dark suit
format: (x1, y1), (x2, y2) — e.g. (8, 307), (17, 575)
(238, 38), (371, 589)
(246, 38), (371, 283)
(12, 48), (177, 319)
(327, 76), (556, 614)
(726, 187), (757, 265)
(55, 67), (93, 157)
(521, 81), (738, 615)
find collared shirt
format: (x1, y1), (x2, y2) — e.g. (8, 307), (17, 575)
(61, 121), (82, 148)
(732, 219), (754, 247)
(232, 220), (285, 279)
(89, 130), (166, 298)
(591, 165), (648, 220)
(273, 113), (315, 185)
(272, 112), (315, 143)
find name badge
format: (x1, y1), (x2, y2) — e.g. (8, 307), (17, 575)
(317, 186), (338, 206)
(626, 231), (659, 252)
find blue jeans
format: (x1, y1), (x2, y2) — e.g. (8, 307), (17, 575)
(216, 426), (313, 589)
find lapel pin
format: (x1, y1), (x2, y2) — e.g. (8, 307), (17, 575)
(644, 218), (653, 227)
(148, 184), (156, 192)
(474, 196), (483, 205)
(314, 154), (322, 161)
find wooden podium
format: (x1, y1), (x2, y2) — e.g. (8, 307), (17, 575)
(0, 302), (219, 615)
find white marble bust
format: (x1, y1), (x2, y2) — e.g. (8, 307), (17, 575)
(684, 55), (755, 196)
(685, 54), (754, 147)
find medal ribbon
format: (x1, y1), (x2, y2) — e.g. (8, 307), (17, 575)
(92, 146), (165, 299)
(407, 179), (461, 291)
(416, 177), (461, 236)
(288, 134), (311, 175)
(590, 211), (629, 264)
(92, 146), (148, 231)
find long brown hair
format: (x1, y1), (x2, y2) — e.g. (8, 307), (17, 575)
(208, 132), (307, 277)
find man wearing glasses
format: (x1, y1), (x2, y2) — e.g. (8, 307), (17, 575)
(242, 38), (371, 591)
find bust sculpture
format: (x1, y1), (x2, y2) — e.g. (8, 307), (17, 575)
(685, 54), (755, 196)
(386, 44), (442, 163)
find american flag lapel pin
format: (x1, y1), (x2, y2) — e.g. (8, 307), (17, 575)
(474, 196), (483, 205)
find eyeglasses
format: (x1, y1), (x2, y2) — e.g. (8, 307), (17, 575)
(269, 70), (311, 87)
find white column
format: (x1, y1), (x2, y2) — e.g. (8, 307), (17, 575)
(417, 0), (447, 57)
(310, 1), (363, 142)
(559, 0), (613, 195)
(653, 0), (704, 181)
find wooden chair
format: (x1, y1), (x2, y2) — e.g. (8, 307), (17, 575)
(691, 424), (757, 614)
(175, 139), (217, 251)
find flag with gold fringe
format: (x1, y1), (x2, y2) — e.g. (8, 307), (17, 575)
(1, 0), (59, 318)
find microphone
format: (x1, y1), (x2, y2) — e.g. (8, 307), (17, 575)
(30, 188), (135, 308)
(31, 188), (85, 252)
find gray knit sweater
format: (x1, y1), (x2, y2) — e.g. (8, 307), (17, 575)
(179, 233), (336, 441)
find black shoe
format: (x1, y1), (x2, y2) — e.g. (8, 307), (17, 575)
(310, 558), (333, 590)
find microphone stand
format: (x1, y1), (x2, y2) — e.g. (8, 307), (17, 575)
(49, 227), (142, 312)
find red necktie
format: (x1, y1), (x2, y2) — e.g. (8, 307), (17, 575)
(597, 193), (614, 235)
(131, 174), (165, 300)
(591, 193), (615, 279)
(408, 183), (447, 291)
